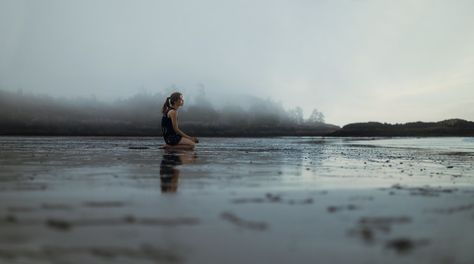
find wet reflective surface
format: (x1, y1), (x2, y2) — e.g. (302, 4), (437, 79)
(160, 151), (197, 193)
(0, 136), (473, 263)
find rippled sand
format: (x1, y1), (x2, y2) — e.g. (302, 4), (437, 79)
(0, 136), (473, 264)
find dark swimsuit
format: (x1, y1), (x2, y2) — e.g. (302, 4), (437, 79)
(161, 108), (182, 145)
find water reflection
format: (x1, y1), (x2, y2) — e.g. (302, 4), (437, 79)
(159, 150), (197, 193)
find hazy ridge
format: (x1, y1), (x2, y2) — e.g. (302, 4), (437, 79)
(0, 89), (338, 136)
(330, 119), (474, 137)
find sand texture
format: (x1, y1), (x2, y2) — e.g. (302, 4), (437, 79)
(0, 136), (473, 264)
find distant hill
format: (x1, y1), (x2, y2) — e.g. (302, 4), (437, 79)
(0, 119), (340, 137)
(0, 89), (340, 137)
(329, 119), (474, 137)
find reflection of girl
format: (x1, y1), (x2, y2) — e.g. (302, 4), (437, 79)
(161, 92), (199, 149)
(159, 150), (197, 193)
(159, 152), (182, 193)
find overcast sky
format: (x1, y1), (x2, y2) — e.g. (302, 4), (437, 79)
(1, 0), (473, 126)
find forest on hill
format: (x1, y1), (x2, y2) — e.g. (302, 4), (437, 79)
(0, 89), (339, 137)
(329, 119), (474, 137)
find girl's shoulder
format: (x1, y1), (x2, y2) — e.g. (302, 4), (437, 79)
(167, 109), (177, 118)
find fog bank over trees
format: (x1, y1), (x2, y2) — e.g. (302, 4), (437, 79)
(0, 89), (338, 136)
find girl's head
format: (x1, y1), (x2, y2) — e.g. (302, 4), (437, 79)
(162, 92), (183, 113)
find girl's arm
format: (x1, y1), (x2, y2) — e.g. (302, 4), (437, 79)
(169, 110), (193, 139)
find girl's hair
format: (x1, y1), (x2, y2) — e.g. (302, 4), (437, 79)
(162, 92), (182, 114)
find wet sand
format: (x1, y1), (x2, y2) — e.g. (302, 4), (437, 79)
(0, 136), (473, 264)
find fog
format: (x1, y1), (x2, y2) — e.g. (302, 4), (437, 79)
(0, 89), (334, 136)
(1, 0), (473, 126)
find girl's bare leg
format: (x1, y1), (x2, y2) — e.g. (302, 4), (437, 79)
(162, 137), (195, 150)
(177, 137), (195, 148)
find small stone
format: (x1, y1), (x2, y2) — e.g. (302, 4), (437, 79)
(46, 219), (72, 231)
(5, 214), (17, 223)
(386, 238), (415, 253)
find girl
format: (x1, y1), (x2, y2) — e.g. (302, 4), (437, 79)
(161, 92), (199, 149)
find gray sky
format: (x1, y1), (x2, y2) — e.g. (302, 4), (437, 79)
(1, 0), (473, 126)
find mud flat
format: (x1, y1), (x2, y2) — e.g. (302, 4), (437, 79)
(0, 136), (473, 264)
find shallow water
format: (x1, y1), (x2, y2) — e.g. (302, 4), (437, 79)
(0, 136), (473, 264)
(1, 136), (472, 191)
(350, 137), (474, 153)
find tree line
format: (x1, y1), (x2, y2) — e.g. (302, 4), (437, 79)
(0, 89), (338, 136)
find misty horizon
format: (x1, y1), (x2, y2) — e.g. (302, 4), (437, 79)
(2, 87), (471, 128)
(1, 87), (326, 122)
(0, 88), (341, 137)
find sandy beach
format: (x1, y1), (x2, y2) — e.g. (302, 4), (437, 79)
(0, 136), (473, 264)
